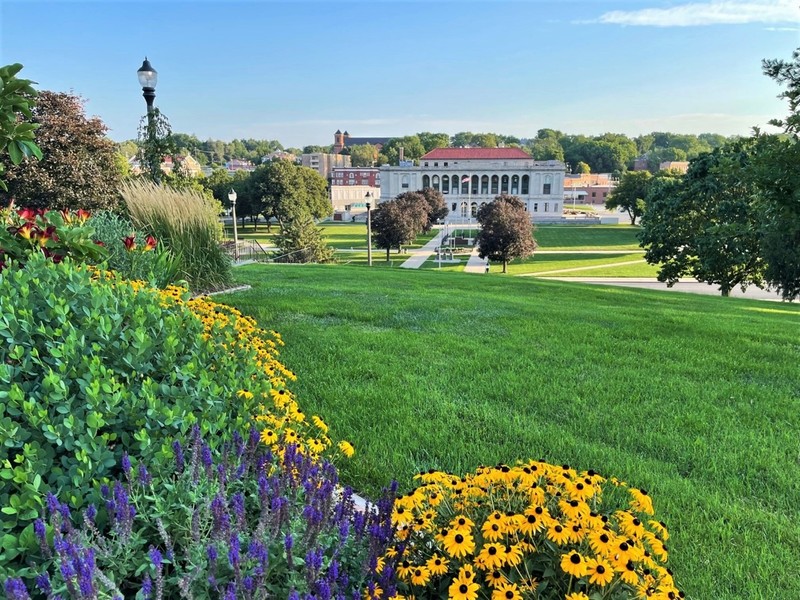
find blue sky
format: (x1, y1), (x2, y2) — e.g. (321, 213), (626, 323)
(1, 1), (798, 148)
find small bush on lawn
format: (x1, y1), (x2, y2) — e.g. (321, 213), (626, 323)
(120, 179), (232, 292)
(4, 426), (398, 600)
(0, 256), (317, 579)
(386, 461), (682, 600)
(88, 210), (181, 288)
(0, 206), (106, 268)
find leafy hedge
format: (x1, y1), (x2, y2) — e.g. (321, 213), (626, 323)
(0, 256), (295, 578)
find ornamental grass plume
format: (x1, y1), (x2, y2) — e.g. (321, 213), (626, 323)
(384, 461), (683, 600)
(13, 426), (398, 600)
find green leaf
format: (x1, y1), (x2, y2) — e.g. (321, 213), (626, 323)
(7, 140), (22, 165)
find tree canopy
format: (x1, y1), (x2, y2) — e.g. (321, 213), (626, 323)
(605, 170), (652, 225)
(476, 195), (536, 273)
(247, 160), (331, 227)
(2, 90), (122, 210)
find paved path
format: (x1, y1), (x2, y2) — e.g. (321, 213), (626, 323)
(464, 246), (489, 274)
(399, 228), (446, 269)
(538, 277), (788, 302)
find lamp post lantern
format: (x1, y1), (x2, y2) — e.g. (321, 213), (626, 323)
(365, 192), (373, 267)
(137, 57), (160, 183)
(228, 189), (239, 262)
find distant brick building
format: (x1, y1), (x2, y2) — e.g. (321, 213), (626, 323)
(333, 130), (393, 154)
(301, 153), (351, 179)
(330, 167), (382, 213)
(564, 173), (616, 206)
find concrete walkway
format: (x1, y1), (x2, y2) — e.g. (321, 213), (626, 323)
(399, 228), (446, 269)
(464, 246), (489, 274)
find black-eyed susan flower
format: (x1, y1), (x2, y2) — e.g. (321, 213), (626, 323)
(450, 514), (475, 532)
(448, 578), (479, 600)
(560, 550), (589, 578)
(586, 557), (615, 587)
(409, 566), (430, 586)
(546, 523), (571, 545)
(503, 543), (524, 567)
(477, 542), (506, 570)
(442, 529), (476, 558)
(485, 570), (507, 588)
(260, 429), (278, 445)
(629, 488), (655, 515)
(426, 554), (448, 576)
(236, 389), (254, 400)
(565, 593), (590, 600)
(338, 440), (355, 458)
(588, 529), (615, 557)
(481, 519), (505, 542)
(616, 558), (640, 586)
(491, 581), (522, 600)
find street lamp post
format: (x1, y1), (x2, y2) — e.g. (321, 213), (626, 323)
(137, 57), (159, 184)
(365, 192), (373, 267)
(228, 189), (239, 262)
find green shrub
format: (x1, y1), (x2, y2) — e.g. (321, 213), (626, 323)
(88, 210), (181, 288)
(0, 256), (265, 578)
(119, 179), (232, 292)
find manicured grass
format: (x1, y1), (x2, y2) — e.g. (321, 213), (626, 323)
(503, 252), (653, 276)
(218, 265), (800, 600)
(535, 224), (642, 250)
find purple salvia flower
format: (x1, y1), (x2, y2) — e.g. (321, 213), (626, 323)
(34, 573), (51, 596)
(288, 591), (300, 600)
(201, 443), (213, 468)
(138, 462), (152, 485)
(207, 544), (218, 562)
(100, 484), (110, 499)
(85, 504), (97, 522)
(34, 518), (46, 541)
(149, 546), (163, 569)
(231, 492), (245, 526)
(60, 560), (75, 581)
(228, 534), (240, 568)
(243, 576), (254, 592)
(223, 583), (236, 600)
(4, 578), (31, 600)
(45, 492), (59, 516)
(141, 574), (152, 600)
(121, 452), (131, 475)
(211, 495), (230, 536)
(58, 502), (71, 522)
(317, 580), (331, 600)
(233, 430), (244, 456)
(172, 440), (185, 473)
(284, 533), (293, 552)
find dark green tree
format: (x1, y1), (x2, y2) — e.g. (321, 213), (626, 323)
(274, 214), (334, 263)
(248, 160), (330, 228)
(372, 196), (427, 260)
(605, 170), (652, 225)
(639, 142), (764, 296)
(417, 132), (450, 153)
(418, 187), (448, 229)
(349, 144), (378, 167)
(381, 136), (425, 165)
(476, 195), (537, 273)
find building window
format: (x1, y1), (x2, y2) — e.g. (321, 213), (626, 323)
(424, 162), (429, 167)
(521, 175), (529, 194)
(554, 203), (559, 213)
(442, 176), (449, 194)
(434, 162), (438, 167)
(444, 162), (448, 167)
(501, 175), (509, 194)
(545, 202), (549, 212)
(432, 175), (440, 191)
(491, 175), (499, 194)
(592, 191), (596, 197)
(603, 192), (608, 197)
(533, 203), (538, 212)
(481, 175), (489, 194)
(361, 179), (369, 185)
(543, 183), (551, 195)
(471, 202), (478, 217)
(461, 176), (469, 195)
(451, 202), (457, 212)
(471, 175), (479, 195)
(422, 174), (430, 188)
(461, 202), (468, 217)
(452, 175), (459, 193)
(511, 175), (519, 195)
(401, 175), (408, 189)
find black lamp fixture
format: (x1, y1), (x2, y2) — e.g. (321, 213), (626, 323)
(137, 57), (158, 112)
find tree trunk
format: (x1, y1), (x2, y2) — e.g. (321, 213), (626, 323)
(502, 259), (508, 273)
(721, 288), (730, 297)
(386, 248), (390, 261)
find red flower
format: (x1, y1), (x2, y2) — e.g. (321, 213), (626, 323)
(94, 240), (106, 247)
(16, 222), (38, 240)
(38, 225), (58, 248)
(17, 208), (38, 222)
(75, 209), (91, 223)
(60, 209), (73, 224)
(122, 236), (136, 251)
(143, 235), (157, 251)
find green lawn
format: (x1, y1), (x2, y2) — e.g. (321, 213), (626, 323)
(535, 224), (642, 250)
(504, 252), (655, 277)
(217, 265), (800, 600)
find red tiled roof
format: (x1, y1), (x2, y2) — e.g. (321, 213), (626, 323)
(421, 147), (532, 160)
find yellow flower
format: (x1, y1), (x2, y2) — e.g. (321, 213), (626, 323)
(476, 542), (506, 570)
(338, 440), (355, 458)
(491, 582), (522, 600)
(565, 593), (590, 600)
(449, 514), (475, 532)
(586, 557), (615, 587)
(560, 550), (589, 578)
(311, 415), (329, 434)
(426, 554), (449, 576)
(546, 523), (571, 545)
(260, 429), (278, 445)
(448, 578), (479, 600)
(442, 529), (475, 559)
(409, 566), (430, 586)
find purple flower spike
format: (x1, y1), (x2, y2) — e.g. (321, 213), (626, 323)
(284, 533), (293, 552)
(34, 518), (46, 541)
(45, 492), (59, 516)
(172, 440), (185, 473)
(4, 578), (31, 600)
(121, 452), (131, 474)
(85, 504), (97, 522)
(34, 573), (51, 596)
(149, 546), (163, 569)
(201, 443), (213, 468)
(141, 574), (152, 600)
(207, 545), (218, 562)
(138, 463), (152, 485)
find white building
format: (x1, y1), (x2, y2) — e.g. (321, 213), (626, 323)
(330, 167), (381, 213)
(379, 148), (566, 221)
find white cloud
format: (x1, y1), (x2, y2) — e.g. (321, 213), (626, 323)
(592, 1), (800, 27)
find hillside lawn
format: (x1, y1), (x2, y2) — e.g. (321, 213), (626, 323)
(218, 265), (800, 600)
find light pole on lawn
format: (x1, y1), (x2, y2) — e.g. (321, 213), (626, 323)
(365, 191), (373, 266)
(136, 57), (159, 184)
(228, 189), (239, 262)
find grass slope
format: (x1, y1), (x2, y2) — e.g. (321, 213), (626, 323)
(220, 265), (800, 599)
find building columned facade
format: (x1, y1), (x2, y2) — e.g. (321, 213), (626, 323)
(379, 148), (566, 221)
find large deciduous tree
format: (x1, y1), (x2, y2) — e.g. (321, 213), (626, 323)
(348, 143), (378, 167)
(2, 91), (121, 210)
(605, 170), (652, 225)
(419, 187), (448, 229)
(247, 160), (330, 227)
(639, 141), (764, 296)
(372, 195), (428, 261)
(476, 195), (536, 273)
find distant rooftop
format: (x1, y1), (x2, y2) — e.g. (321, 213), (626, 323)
(421, 147), (532, 160)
